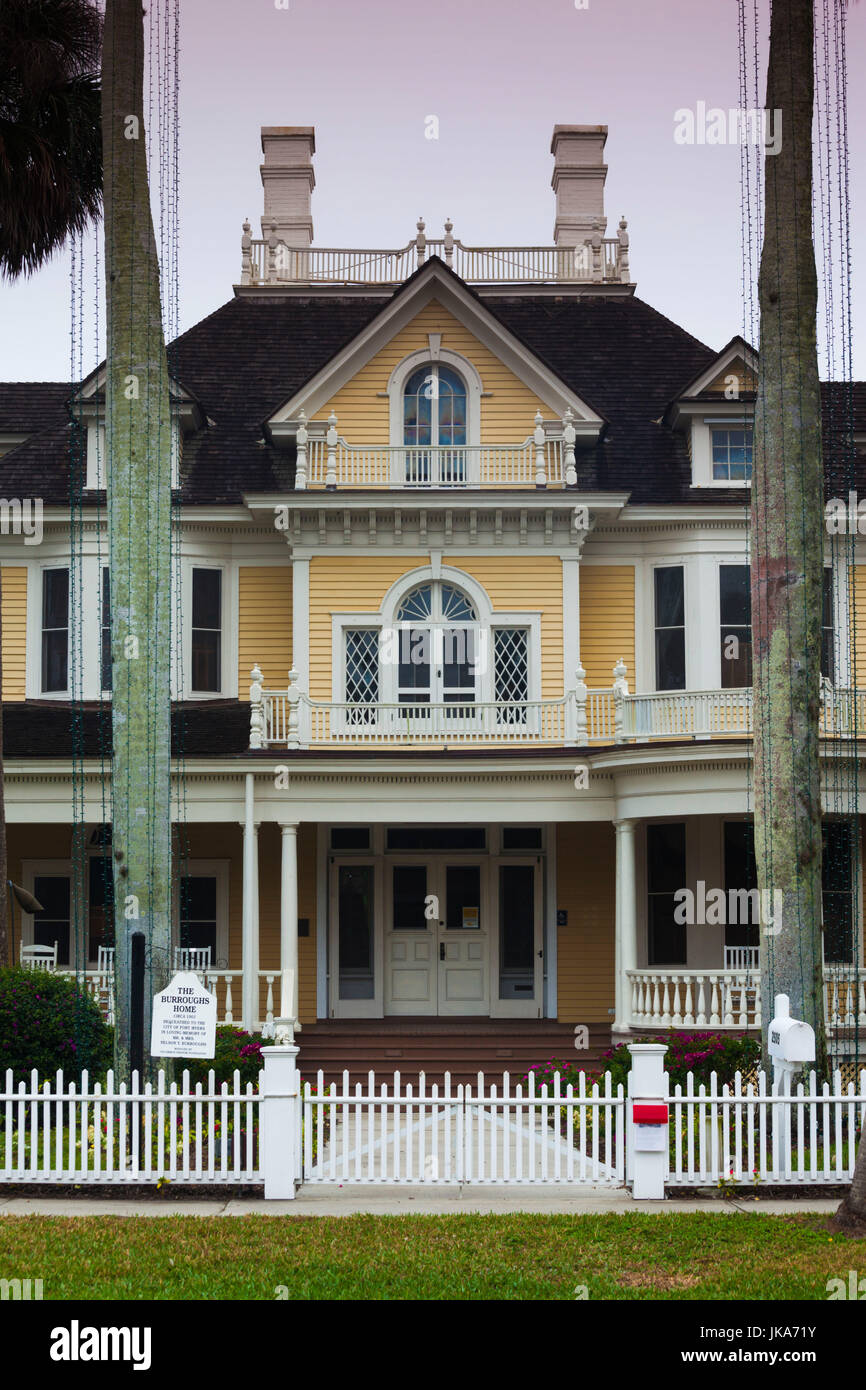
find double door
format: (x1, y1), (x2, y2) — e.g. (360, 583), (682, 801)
(330, 855), (542, 1018)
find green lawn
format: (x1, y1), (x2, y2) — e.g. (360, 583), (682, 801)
(0, 1211), (863, 1299)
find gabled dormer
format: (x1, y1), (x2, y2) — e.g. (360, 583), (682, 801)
(667, 336), (757, 489)
(263, 257), (606, 491)
(73, 368), (204, 490)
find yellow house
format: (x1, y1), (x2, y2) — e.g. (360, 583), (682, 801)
(1, 124), (864, 1081)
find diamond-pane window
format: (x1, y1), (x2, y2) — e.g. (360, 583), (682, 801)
(494, 629), (529, 723)
(345, 630), (379, 706)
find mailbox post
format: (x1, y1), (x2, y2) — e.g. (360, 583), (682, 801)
(627, 1043), (668, 1200)
(767, 993), (815, 1180)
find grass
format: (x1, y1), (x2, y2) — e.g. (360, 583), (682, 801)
(0, 1211), (863, 1300)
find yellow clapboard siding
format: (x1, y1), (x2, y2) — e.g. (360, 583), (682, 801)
(579, 565), (636, 689)
(237, 566), (292, 693)
(450, 555), (563, 698)
(310, 300), (550, 447)
(556, 822), (615, 1022)
(849, 566), (866, 687)
(703, 358), (756, 396)
(1, 567), (27, 701)
(309, 556), (426, 699)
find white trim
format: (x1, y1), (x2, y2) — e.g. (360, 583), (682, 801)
(690, 418), (754, 490)
(679, 338), (759, 401)
(562, 555), (580, 689)
(185, 560), (230, 698)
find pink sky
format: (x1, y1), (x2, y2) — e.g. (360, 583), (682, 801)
(2, 0), (864, 380)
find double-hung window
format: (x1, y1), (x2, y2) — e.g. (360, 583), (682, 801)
(711, 427), (753, 482)
(41, 567), (70, 693)
(719, 565), (752, 687)
(654, 567), (685, 690)
(191, 568), (222, 693)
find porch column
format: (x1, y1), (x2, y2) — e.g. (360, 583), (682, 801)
(613, 819), (637, 1035)
(279, 822), (299, 1026)
(241, 773), (260, 1030)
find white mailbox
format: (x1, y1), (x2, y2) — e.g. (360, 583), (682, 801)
(768, 993), (815, 1068)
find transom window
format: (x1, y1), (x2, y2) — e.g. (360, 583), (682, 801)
(396, 583), (476, 624)
(712, 427), (753, 482)
(403, 364), (467, 485)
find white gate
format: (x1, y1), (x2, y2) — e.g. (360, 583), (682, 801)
(301, 1070), (625, 1186)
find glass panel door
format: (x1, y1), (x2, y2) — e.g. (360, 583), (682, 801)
(498, 864), (536, 999)
(439, 862), (488, 1015)
(337, 864), (376, 1000)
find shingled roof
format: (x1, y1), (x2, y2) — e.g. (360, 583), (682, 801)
(1, 271), (864, 506)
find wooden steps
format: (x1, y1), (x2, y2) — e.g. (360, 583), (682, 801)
(295, 1019), (613, 1087)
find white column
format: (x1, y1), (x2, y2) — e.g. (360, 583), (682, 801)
(279, 823), (299, 1025)
(613, 819), (637, 1035)
(241, 773), (260, 1030)
(562, 556), (580, 693)
(291, 557), (310, 697)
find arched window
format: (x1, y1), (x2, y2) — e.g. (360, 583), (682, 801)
(394, 581), (478, 709)
(402, 364), (467, 485)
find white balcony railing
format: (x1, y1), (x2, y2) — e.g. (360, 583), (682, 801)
(628, 967), (866, 1034)
(60, 968), (280, 1034)
(303, 439), (563, 489)
(240, 218), (631, 287)
(248, 666), (866, 751)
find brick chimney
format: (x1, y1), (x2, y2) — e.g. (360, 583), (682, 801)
(551, 125), (608, 247)
(260, 126), (315, 247)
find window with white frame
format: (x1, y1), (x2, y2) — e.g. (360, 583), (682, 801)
(711, 426), (753, 482)
(41, 567), (69, 693)
(402, 364), (468, 485)
(191, 568), (222, 693)
(340, 574), (535, 717)
(653, 566), (685, 691)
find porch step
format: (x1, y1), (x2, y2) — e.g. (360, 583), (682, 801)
(295, 1020), (613, 1087)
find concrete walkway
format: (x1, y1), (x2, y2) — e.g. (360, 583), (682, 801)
(0, 1190), (844, 1217)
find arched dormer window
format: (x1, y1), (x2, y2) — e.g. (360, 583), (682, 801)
(402, 365), (468, 486)
(388, 352), (482, 486)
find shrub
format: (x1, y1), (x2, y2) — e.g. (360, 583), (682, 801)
(0, 966), (112, 1084)
(184, 1025), (264, 1090)
(526, 1032), (760, 1092)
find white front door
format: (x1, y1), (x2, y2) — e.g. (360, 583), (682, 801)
(384, 859), (489, 1016)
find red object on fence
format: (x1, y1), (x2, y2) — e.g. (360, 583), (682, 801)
(632, 1103), (668, 1124)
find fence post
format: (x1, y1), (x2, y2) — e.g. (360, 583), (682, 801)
(260, 1043), (301, 1199)
(627, 1042), (668, 1200)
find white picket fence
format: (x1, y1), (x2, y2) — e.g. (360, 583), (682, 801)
(2, 1059), (864, 1194)
(301, 1070), (625, 1186)
(0, 1069), (260, 1184)
(666, 1068), (866, 1186)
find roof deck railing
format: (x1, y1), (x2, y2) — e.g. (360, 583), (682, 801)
(239, 216), (631, 287)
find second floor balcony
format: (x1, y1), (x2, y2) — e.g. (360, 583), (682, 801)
(248, 664), (866, 751)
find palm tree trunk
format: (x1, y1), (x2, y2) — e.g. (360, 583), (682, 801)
(752, 0), (827, 1077)
(101, 0), (173, 1081)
